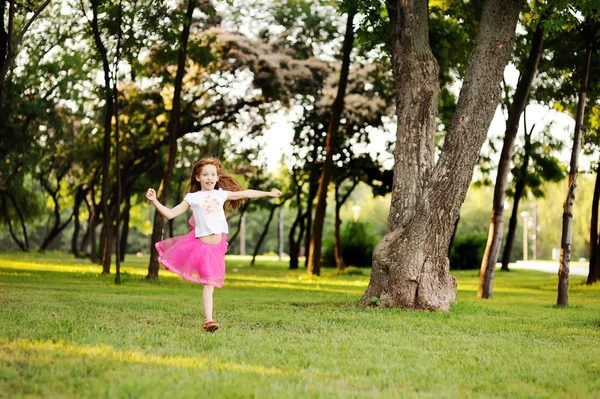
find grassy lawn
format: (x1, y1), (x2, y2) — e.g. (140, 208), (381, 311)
(1, 252), (599, 398)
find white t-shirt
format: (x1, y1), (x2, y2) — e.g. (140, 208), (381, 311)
(183, 189), (229, 237)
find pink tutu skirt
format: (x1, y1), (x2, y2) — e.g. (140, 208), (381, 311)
(155, 229), (228, 287)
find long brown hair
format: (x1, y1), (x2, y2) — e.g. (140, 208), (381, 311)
(187, 158), (245, 211)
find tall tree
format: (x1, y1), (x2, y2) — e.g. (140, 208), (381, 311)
(479, 9), (546, 298)
(360, 0), (524, 310)
(147, 0), (197, 279)
(307, 5), (356, 276)
(558, 20), (597, 307)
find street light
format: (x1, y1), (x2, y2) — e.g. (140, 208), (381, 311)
(520, 211), (530, 261)
(352, 205), (362, 222)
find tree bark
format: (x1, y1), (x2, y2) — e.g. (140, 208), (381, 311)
(307, 7), (356, 276)
(558, 29), (593, 307)
(360, 0), (523, 310)
(588, 165), (600, 284)
(147, 0), (196, 279)
(478, 18), (544, 298)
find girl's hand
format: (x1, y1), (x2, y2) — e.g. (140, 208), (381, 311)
(146, 188), (157, 202)
(270, 189), (282, 198)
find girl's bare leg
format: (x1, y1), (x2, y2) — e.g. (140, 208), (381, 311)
(202, 284), (215, 322)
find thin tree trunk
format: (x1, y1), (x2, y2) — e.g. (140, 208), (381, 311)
(86, 0), (115, 273)
(333, 179), (358, 271)
(71, 186), (88, 258)
(500, 149), (529, 271)
(588, 165), (600, 284)
(0, 192), (27, 250)
(89, 184), (99, 263)
(307, 7), (356, 276)
(39, 173), (76, 250)
(288, 180), (304, 269)
(478, 18), (544, 298)
(148, 0), (196, 279)
(250, 205), (278, 266)
(558, 30), (593, 307)
(114, 3), (123, 284)
(303, 178), (317, 268)
(227, 202), (249, 251)
(119, 191), (131, 262)
(501, 112), (534, 271)
(360, 0), (523, 310)
(334, 185), (346, 271)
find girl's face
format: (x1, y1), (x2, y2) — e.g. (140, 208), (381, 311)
(197, 164), (219, 190)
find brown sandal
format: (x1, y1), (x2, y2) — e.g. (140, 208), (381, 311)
(203, 321), (219, 333)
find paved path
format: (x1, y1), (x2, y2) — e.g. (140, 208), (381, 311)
(499, 261), (589, 276)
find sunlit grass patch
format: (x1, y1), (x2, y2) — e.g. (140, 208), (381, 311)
(0, 253), (599, 398)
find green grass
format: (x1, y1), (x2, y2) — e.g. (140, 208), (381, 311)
(1, 252), (599, 399)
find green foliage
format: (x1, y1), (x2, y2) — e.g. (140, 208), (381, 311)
(449, 233), (487, 270)
(322, 221), (377, 267)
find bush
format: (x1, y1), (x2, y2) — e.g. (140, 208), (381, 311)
(322, 221), (378, 268)
(449, 233), (487, 270)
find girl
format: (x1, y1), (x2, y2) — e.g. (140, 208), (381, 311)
(146, 158), (282, 332)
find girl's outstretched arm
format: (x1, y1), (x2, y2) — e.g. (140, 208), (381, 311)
(227, 189), (282, 201)
(146, 188), (190, 220)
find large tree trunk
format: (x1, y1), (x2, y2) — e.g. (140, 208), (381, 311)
(558, 30), (593, 307)
(360, 0), (523, 310)
(588, 166), (600, 284)
(147, 0), (196, 279)
(307, 7), (356, 276)
(478, 18), (544, 298)
(500, 112), (533, 271)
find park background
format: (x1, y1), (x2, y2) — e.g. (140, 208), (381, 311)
(2, 0), (600, 397)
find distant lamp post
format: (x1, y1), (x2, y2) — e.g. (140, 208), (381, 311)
(352, 205), (362, 222)
(520, 211), (530, 261)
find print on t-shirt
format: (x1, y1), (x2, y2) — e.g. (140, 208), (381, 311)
(201, 195), (222, 215)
